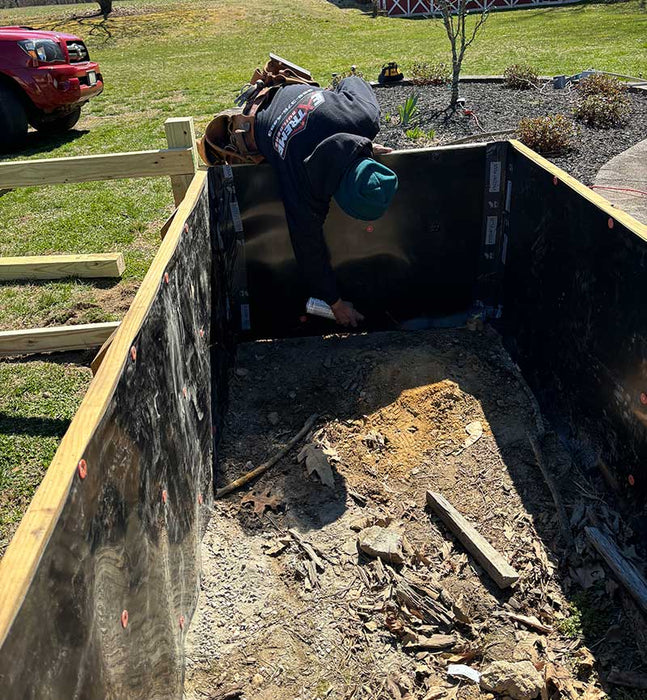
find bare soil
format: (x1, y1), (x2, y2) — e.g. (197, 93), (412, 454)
(184, 327), (647, 700)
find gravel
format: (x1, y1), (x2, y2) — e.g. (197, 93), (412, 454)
(373, 82), (647, 185)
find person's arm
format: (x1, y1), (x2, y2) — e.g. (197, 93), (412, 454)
(284, 204), (364, 327)
(285, 204), (337, 305)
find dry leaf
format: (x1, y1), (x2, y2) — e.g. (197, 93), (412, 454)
(422, 689), (446, 700)
(240, 488), (282, 515)
(581, 684), (607, 700)
(545, 662), (578, 700)
(298, 444), (335, 487)
(464, 421), (483, 448)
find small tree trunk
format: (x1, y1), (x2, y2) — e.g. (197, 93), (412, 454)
(450, 62), (461, 106)
(97, 0), (112, 17)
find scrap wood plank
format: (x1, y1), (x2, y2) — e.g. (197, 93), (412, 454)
(585, 526), (647, 614)
(426, 491), (519, 589)
(0, 253), (125, 281)
(0, 147), (195, 189)
(0, 322), (120, 357)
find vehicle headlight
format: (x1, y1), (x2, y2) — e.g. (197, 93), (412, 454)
(18, 39), (65, 63)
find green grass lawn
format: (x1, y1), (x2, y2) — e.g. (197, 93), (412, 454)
(0, 0), (645, 554)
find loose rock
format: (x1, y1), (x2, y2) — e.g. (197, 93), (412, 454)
(358, 525), (405, 565)
(268, 411), (279, 425)
(480, 660), (543, 700)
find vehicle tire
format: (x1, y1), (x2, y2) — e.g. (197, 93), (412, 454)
(31, 106), (82, 135)
(0, 84), (28, 152)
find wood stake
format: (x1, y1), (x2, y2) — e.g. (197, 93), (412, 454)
(215, 414), (318, 498)
(585, 526), (647, 614)
(426, 491), (519, 589)
(165, 117), (198, 206)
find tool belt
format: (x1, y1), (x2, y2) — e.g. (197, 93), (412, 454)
(198, 55), (319, 166)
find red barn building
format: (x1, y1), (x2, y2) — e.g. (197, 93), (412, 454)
(378, 0), (579, 16)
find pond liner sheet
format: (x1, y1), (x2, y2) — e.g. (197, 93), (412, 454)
(0, 144), (645, 698)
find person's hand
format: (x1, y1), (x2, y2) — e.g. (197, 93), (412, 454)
(331, 299), (365, 328)
(372, 143), (393, 156)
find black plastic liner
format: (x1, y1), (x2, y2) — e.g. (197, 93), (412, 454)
(1, 143), (645, 699)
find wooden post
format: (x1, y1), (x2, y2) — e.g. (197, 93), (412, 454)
(165, 117), (198, 206)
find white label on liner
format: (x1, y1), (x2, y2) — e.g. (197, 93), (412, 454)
(485, 216), (498, 245)
(489, 161), (502, 193)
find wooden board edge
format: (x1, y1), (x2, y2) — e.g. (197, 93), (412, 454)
(0, 169), (209, 646)
(0, 253), (126, 281)
(0, 148), (195, 189)
(90, 327), (119, 375)
(115, 252), (126, 276)
(0, 322), (120, 357)
(508, 140), (647, 242)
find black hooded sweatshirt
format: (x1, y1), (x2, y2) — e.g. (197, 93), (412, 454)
(255, 76), (380, 305)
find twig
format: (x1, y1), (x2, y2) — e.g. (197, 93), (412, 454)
(506, 611), (553, 634)
(528, 434), (574, 549)
(215, 413), (318, 497)
(288, 528), (325, 572)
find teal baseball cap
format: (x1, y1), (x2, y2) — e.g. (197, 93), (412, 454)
(333, 157), (398, 221)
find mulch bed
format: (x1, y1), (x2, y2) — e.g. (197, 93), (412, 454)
(373, 82), (647, 185)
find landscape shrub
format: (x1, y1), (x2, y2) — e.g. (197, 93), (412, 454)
(517, 114), (575, 154)
(397, 93), (419, 127)
(410, 61), (450, 86)
(576, 73), (625, 99)
(405, 126), (436, 141)
(573, 93), (630, 128)
(328, 66), (365, 90)
(503, 63), (539, 89)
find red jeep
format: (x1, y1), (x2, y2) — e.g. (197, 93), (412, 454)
(0, 26), (103, 150)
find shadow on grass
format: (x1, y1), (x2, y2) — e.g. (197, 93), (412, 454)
(0, 412), (71, 438)
(0, 278), (121, 291)
(0, 128), (89, 162)
(323, 0), (378, 13)
(0, 349), (94, 367)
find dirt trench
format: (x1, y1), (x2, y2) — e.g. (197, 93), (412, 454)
(184, 327), (645, 700)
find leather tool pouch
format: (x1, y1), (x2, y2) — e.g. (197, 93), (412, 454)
(198, 56), (320, 166)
